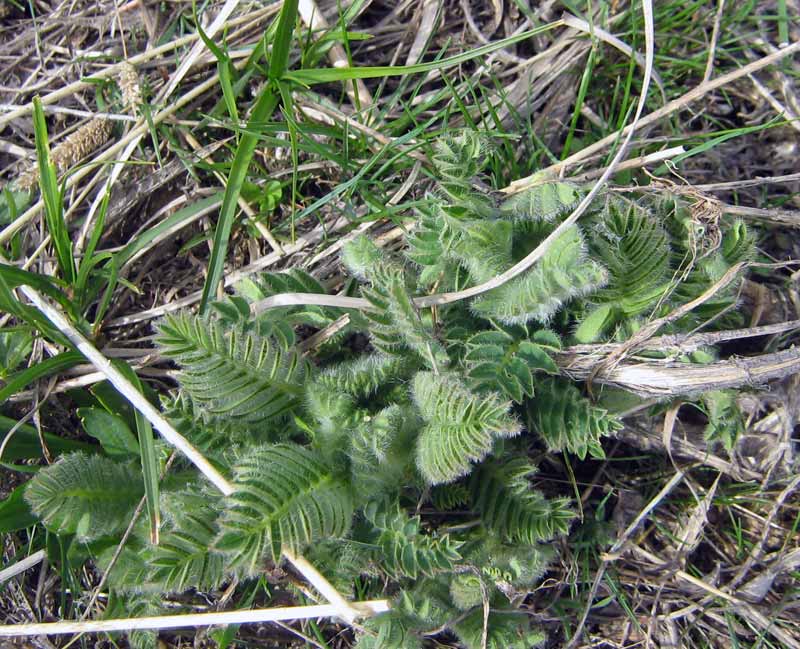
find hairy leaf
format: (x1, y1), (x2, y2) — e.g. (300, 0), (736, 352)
(317, 353), (416, 401)
(344, 237), (447, 367)
(449, 573), (484, 610)
(526, 378), (621, 459)
(235, 268), (345, 334)
(413, 372), (521, 484)
(157, 313), (307, 423)
(500, 181), (580, 222)
(216, 444), (353, 574)
(25, 452), (143, 540)
(148, 490), (226, 592)
(363, 499), (462, 579)
(470, 458), (574, 543)
(577, 200), (672, 341)
(471, 225), (607, 325)
(465, 328), (560, 402)
(454, 609), (546, 649)
(356, 612), (422, 649)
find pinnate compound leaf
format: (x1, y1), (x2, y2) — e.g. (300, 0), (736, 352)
(471, 225), (606, 325)
(500, 181), (580, 222)
(148, 490), (226, 593)
(25, 452), (143, 540)
(363, 499), (462, 579)
(156, 313), (307, 423)
(343, 236), (447, 367)
(454, 609), (546, 649)
(575, 200), (672, 342)
(413, 372), (520, 484)
(465, 328), (559, 401)
(526, 377), (620, 460)
(317, 353), (415, 400)
(470, 458), (574, 544)
(215, 444), (353, 575)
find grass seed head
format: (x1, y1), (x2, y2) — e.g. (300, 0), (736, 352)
(118, 62), (142, 115)
(15, 117), (113, 192)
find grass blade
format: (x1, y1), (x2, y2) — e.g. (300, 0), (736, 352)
(198, 0), (300, 314)
(75, 187), (110, 302)
(197, 0), (298, 307)
(285, 23), (558, 84)
(115, 361), (160, 545)
(32, 97), (75, 284)
(0, 483), (37, 533)
(269, 0), (299, 80)
(199, 89), (279, 313)
(196, 8), (240, 130)
(0, 276), (69, 347)
(116, 194), (223, 267)
(0, 351), (83, 404)
(0, 263), (71, 311)
(0, 414), (94, 461)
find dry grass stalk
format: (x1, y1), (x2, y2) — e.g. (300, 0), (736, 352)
(0, 600), (391, 637)
(15, 117), (112, 192)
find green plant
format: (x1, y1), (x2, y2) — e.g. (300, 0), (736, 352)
(21, 130), (753, 647)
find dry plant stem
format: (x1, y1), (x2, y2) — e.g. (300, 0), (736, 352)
(727, 473), (800, 589)
(7, 361), (163, 403)
(615, 425), (760, 481)
(569, 145), (685, 182)
(633, 545), (800, 649)
(748, 72), (800, 134)
(0, 550), (47, 584)
(158, 0), (247, 101)
(282, 549), (360, 624)
(689, 172), (800, 191)
(721, 204), (800, 227)
(405, 0), (440, 66)
(564, 318), (800, 357)
(505, 39), (800, 193)
(0, 103), (136, 122)
(0, 4), (279, 130)
(702, 0), (726, 83)
(608, 184), (800, 226)
(19, 285), (234, 496)
(0, 67), (226, 245)
(572, 345), (800, 397)
(0, 601), (392, 637)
